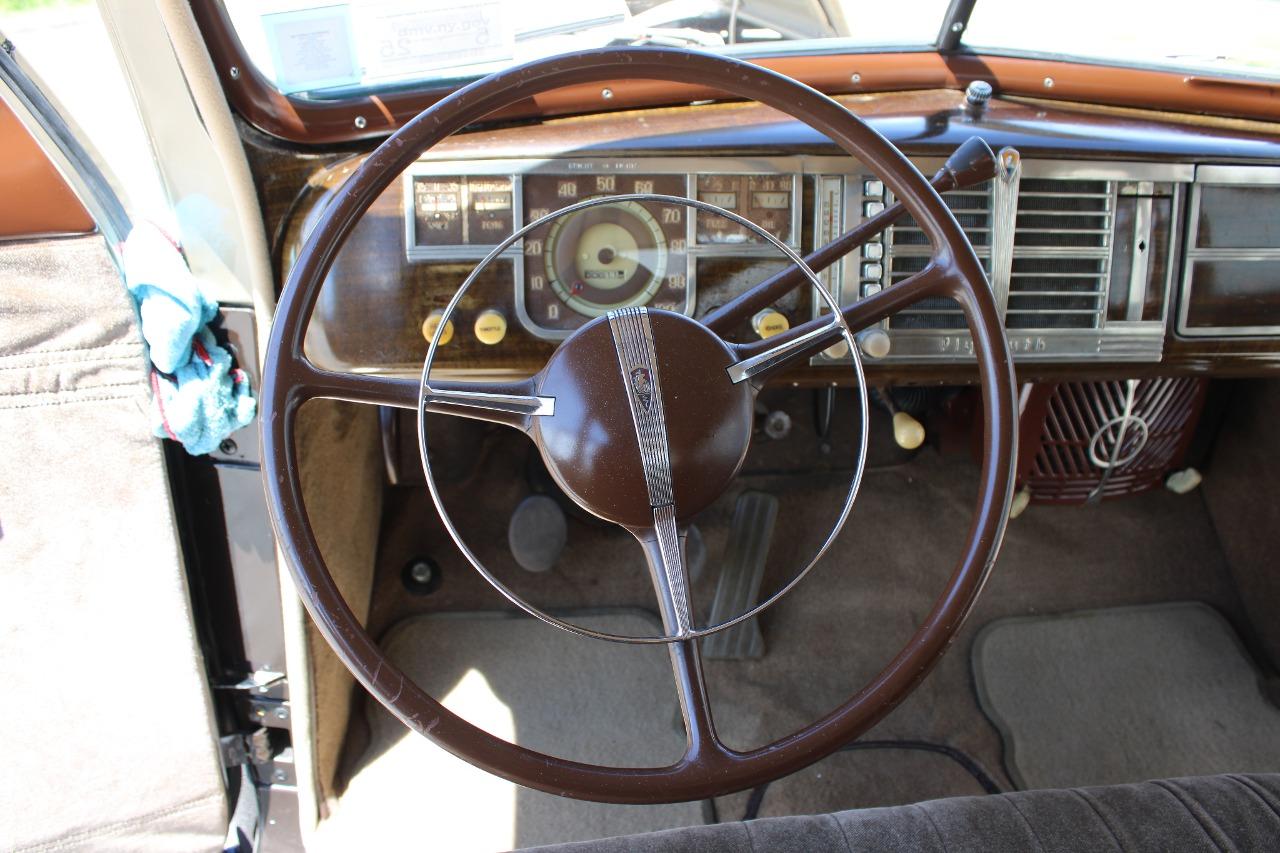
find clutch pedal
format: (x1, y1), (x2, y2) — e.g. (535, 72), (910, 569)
(703, 491), (778, 660)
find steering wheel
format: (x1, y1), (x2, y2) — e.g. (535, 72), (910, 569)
(261, 47), (1016, 804)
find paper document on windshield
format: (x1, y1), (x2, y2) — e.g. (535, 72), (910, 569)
(355, 0), (514, 81)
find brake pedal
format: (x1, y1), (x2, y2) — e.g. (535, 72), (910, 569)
(703, 491), (778, 660)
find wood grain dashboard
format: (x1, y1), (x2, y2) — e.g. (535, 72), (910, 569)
(259, 90), (1280, 385)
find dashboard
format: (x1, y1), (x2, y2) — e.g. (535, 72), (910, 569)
(285, 90), (1280, 384)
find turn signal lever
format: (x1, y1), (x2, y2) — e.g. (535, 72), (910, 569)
(701, 137), (999, 335)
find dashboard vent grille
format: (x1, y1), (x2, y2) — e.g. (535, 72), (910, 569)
(880, 178), (1115, 333)
(887, 188), (991, 330)
(1007, 178), (1113, 331)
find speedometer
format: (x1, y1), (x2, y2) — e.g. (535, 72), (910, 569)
(520, 173), (690, 335)
(544, 200), (667, 317)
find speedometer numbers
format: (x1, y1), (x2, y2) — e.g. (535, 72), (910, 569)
(521, 174), (690, 332)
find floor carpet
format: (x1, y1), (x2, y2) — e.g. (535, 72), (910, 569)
(973, 602), (1280, 790)
(334, 411), (1265, 846)
(317, 612), (703, 852)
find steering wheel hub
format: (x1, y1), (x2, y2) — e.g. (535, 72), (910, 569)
(533, 309), (753, 528)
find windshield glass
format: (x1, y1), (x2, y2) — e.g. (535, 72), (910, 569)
(221, 0), (1280, 98)
(964, 0), (1280, 81)
(222, 0), (948, 96)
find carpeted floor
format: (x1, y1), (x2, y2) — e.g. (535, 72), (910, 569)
(973, 602), (1280, 790)
(331, 403), (1267, 847)
(318, 612), (703, 852)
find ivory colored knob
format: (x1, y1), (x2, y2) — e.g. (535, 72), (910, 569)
(474, 309), (507, 345)
(857, 327), (891, 359)
(823, 339), (850, 359)
(892, 411), (925, 450)
(421, 311), (454, 345)
(1009, 486), (1032, 519)
(752, 309), (790, 339)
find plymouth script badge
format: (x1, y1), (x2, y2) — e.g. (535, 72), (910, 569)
(629, 366), (654, 411)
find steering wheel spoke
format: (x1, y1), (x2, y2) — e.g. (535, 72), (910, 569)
(726, 261), (954, 384)
(292, 360), (548, 429)
(421, 384), (555, 425)
(632, 514), (726, 760)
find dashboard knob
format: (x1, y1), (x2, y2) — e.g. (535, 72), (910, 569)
(752, 309), (790, 340)
(857, 327), (891, 358)
(473, 309), (507, 345)
(421, 311), (454, 346)
(892, 411), (926, 450)
(823, 339), (850, 360)
(965, 80), (993, 113)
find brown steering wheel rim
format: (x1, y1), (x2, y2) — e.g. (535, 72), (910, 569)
(260, 47), (1017, 804)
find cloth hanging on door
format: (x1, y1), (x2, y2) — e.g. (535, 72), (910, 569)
(122, 222), (255, 455)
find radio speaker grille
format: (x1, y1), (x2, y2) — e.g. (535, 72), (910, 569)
(1019, 377), (1207, 504)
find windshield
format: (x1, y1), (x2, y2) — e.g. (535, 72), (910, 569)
(965, 0), (1280, 81)
(221, 0), (1280, 98)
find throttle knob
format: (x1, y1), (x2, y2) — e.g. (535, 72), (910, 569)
(474, 309), (507, 345)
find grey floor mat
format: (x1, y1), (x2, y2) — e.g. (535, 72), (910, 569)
(317, 611), (702, 853)
(973, 602), (1280, 790)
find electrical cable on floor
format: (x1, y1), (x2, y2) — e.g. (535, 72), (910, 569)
(739, 739), (1005, 822)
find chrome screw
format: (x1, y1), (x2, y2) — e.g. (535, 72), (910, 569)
(229, 66), (240, 80)
(354, 115), (368, 129)
(850, 73), (862, 84)
(601, 88), (614, 100)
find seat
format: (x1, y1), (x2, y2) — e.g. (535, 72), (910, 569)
(526, 774), (1280, 852)
(0, 235), (228, 852)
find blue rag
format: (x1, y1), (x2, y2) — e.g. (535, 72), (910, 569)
(123, 223), (256, 455)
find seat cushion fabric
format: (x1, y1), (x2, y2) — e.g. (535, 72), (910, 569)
(0, 236), (227, 852)
(523, 773), (1280, 852)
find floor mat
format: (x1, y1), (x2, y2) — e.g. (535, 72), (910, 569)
(973, 602), (1280, 790)
(317, 611), (703, 853)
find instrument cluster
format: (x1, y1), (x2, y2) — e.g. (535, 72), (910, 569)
(403, 161), (801, 341)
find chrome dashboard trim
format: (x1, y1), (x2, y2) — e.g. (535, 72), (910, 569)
(396, 156), (1192, 361)
(813, 158), (1188, 364)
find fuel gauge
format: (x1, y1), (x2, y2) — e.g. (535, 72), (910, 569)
(409, 175), (514, 250)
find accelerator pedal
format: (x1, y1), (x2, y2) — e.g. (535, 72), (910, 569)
(702, 491), (779, 660)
